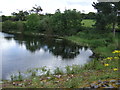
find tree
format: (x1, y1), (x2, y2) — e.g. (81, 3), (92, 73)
(92, 2), (112, 30)
(1, 15), (13, 22)
(12, 10), (29, 21)
(63, 9), (82, 35)
(30, 5), (43, 14)
(2, 15), (7, 22)
(51, 9), (66, 35)
(92, 2), (120, 35)
(26, 14), (40, 31)
(2, 20), (17, 31)
(114, 2), (120, 30)
(39, 16), (53, 35)
(51, 9), (82, 36)
(86, 12), (96, 19)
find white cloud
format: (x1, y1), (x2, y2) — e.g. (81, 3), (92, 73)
(0, 0), (98, 16)
(0, 38), (16, 50)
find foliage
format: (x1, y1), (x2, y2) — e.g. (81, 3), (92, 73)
(26, 14), (40, 31)
(65, 66), (73, 74)
(81, 12), (96, 19)
(30, 5), (43, 14)
(25, 9), (83, 36)
(12, 10), (29, 21)
(66, 31), (119, 57)
(16, 21), (25, 32)
(92, 2), (120, 33)
(10, 72), (23, 81)
(2, 15), (9, 22)
(18, 72), (23, 81)
(51, 9), (82, 36)
(54, 67), (63, 75)
(39, 16), (53, 34)
(2, 20), (17, 31)
(2, 15), (14, 22)
(64, 77), (83, 88)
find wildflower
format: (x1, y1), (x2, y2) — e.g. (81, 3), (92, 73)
(106, 57), (113, 60)
(103, 58), (107, 60)
(114, 57), (119, 60)
(104, 64), (109, 66)
(113, 68), (118, 71)
(112, 50), (120, 53)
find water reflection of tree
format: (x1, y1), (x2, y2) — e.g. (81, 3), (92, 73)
(14, 35), (43, 53)
(4, 37), (13, 41)
(13, 35), (81, 59)
(48, 40), (80, 59)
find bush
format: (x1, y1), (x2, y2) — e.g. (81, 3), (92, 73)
(39, 16), (53, 34)
(16, 21), (25, 32)
(2, 20), (17, 31)
(51, 9), (82, 36)
(26, 14), (40, 32)
(54, 67), (63, 75)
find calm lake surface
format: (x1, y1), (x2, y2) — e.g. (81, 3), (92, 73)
(0, 32), (93, 80)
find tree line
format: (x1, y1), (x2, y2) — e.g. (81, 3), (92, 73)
(2, 2), (120, 36)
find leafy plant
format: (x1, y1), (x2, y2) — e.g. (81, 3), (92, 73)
(26, 14), (40, 32)
(54, 67), (63, 75)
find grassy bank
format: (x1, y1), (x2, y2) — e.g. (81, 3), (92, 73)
(2, 30), (64, 39)
(66, 31), (120, 57)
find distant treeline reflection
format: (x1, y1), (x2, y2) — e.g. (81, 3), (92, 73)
(5, 35), (88, 60)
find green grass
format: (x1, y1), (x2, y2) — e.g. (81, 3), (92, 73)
(81, 19), (96, 28)
(66, 31), (119, 57)
(64, 76), (83, 88)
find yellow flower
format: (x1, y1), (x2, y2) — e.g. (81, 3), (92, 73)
(104, 64), (109, 66)
(114, 57), (119, 60)
(106, 57), (113, 60)
(113, 68), (118, 71)
(103, 58), (107, 60)
(112, 50), (120, 53)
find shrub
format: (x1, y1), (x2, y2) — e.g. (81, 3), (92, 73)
(54, 67), (63, 75)
(16, 21), (24, 32)
(2, 20), (17, 31)
(51, 9), (82, 36)
(26, 14), (40, 32)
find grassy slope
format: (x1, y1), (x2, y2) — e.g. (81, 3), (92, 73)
(81, 19), (96, 28)
(66, 33), (119, 57)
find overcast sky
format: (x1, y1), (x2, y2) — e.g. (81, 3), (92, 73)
(0, 0), (98, 16)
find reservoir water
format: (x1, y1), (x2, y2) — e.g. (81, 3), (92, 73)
(0, 32), (93, 80)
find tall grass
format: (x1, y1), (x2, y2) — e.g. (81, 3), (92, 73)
(54, 67), (63, 75)
(10, 72), (23, 81)
(64, 77), (83, 88)
(66, 31), (119, 58)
